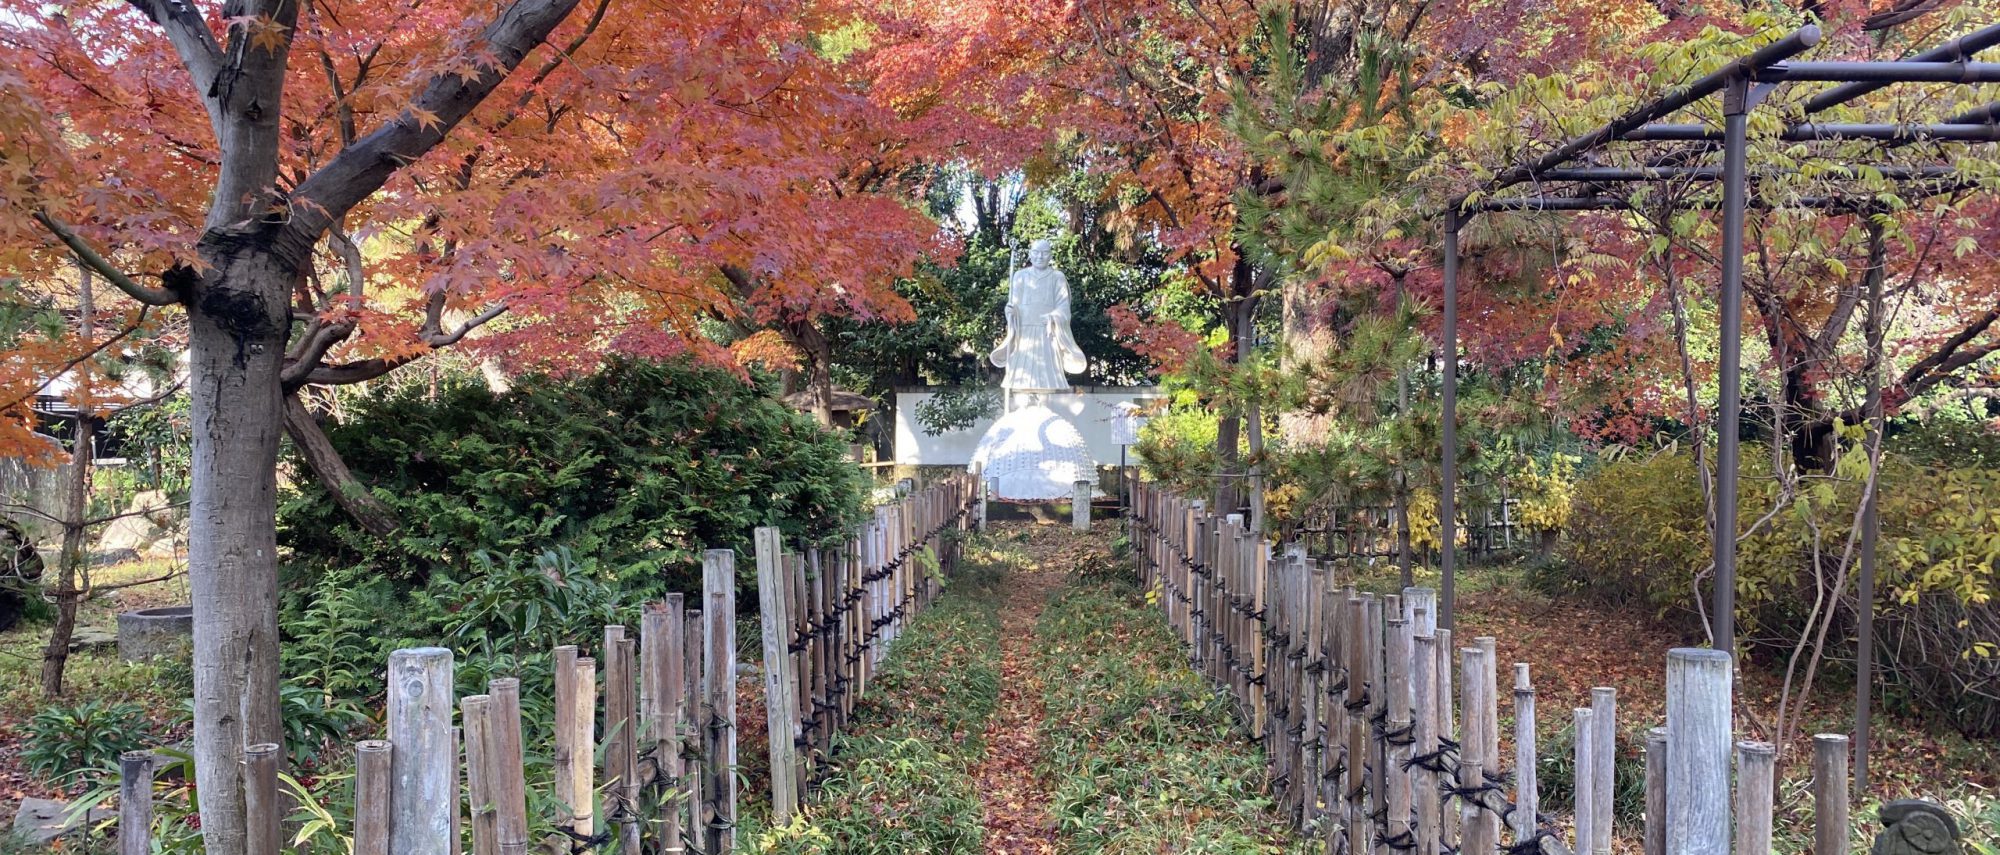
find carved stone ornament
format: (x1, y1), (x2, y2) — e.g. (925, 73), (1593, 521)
(1871, 800), (1962, 855)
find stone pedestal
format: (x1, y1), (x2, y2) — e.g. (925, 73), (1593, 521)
(968, 403), (1097, 502)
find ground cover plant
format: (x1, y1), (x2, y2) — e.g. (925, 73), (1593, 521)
(1036, 569), (1302, 854)
(745, 547), (1003, 854)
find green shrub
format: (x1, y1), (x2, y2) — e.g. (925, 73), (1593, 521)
(279, 357), (868, 598)
(276, 358), (867, 701)
(22, 699), (152, 789)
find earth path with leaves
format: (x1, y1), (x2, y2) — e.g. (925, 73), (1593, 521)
(970, 524), (1073, 854)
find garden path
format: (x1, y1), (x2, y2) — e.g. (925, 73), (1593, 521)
(970, 535), (1066, 854)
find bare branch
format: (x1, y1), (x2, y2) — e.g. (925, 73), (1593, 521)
(29, 212), (180, 305)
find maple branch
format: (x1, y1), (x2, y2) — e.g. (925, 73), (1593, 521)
(285, 0), (582, 251)
(126, 0), (225, 134)
(29, 211), (181, 306)
(301, 298), (509, 386)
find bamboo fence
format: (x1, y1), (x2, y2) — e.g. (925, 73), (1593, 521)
(119, 478), (976, 853)
(757, 472), (977, 823)
(1130, 476), (1861, 855)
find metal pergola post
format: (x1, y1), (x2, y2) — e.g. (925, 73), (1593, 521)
(1713, 75), (1751, 659)
(1440, 209), (1461, 631)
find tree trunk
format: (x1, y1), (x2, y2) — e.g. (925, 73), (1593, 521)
(42, 263), (96, 698)
(185, 248), (293, 855)
(39, 413), (90, 698)
(282, 393), (400, 535)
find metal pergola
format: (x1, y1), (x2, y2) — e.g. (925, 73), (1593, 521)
(1432, 20), (2000, 793)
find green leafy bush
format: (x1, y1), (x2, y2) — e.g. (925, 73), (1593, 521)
(22, 699), (152, 789)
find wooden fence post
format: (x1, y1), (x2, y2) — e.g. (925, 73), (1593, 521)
(1644, 727), (1667, 855)
(701, 548), (738, 855)
(1736, 741), (1776, 855)
(552, 645), (581, 838)
(389, 647), (455, 855)
(1813, 734), (1851, 855)
(1665, 648), (1732, 855)
(244, 743), (281, 855)
(354, 740), (391, 855)
(118, 750), (154, 855)
(1513, 664), (1538, 845)
(1575, 707), (1595, 854)
(1591, 686), (1618, 855)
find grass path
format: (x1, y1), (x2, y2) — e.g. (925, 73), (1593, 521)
(970, 550), (1065, 853)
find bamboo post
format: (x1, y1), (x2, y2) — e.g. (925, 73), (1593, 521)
(1591, 686), (1617, 855)
(1462, 646), (1496, 855)
(1812, 734), (1850, 855)
(642, 607), (667, 770)
(389, 647), (455, 855)
(1413, 633), (1440, 855)
(1345, 595), (1369, 855)
(701, 548), (739, 855)
(354, 741), (391, 855)
(490, 679), (531, 855)
(1074, 479), (1091, 530)
(1387, 615), (1415, 854)
(1439, 627), (1459, 851)
(1300, 557), (1326, 827)
(1370, 595), (1389, 821)
(1252, 535), (1268, 735)
(462, 695), (499, 855)
(662, 597), (688, 853)
(681, 608), (703, 847)
(755, 526), (801, 823)
(244, 743), (281, 855)
(1512, 664), (1538, 844)
(603, 626), (640, 853)
(1644, 727), (1667, 855)
(1575, 707), (1595, 855)
(576, 655), (599, 839)
(118, 750), (154, 855)
(1665, 648), (1732, 855)
(1476, 636), (1499, 779)
(552, 645), (582, 837)
(453, 725), (463, 855)
(1735, 741), (1776, 855)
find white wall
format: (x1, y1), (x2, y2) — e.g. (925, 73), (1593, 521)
(894, 387), (1164, 466)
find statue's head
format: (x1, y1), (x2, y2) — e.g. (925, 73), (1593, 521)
(1028, 238), (1054, 269)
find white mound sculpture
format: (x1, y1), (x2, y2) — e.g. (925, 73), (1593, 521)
(970, 238), (1098, 501)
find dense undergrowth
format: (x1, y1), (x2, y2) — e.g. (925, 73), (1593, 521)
(1036, 571), (1303, 854)
(746, 558), (1003, 854)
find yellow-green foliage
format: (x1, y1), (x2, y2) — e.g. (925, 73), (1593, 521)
(1407, 489), (1466, 553)
(1513, 453), (1578, 533)
(1561, 449), (2000, 735)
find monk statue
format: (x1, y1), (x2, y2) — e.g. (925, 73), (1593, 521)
(990, 238), (1087, 402)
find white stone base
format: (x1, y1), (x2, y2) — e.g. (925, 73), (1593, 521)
(968, 404), (1097, 502)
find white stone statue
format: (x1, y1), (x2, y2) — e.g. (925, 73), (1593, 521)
(989, 239), (1087, 396)
(969, 237), (1097, 501)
